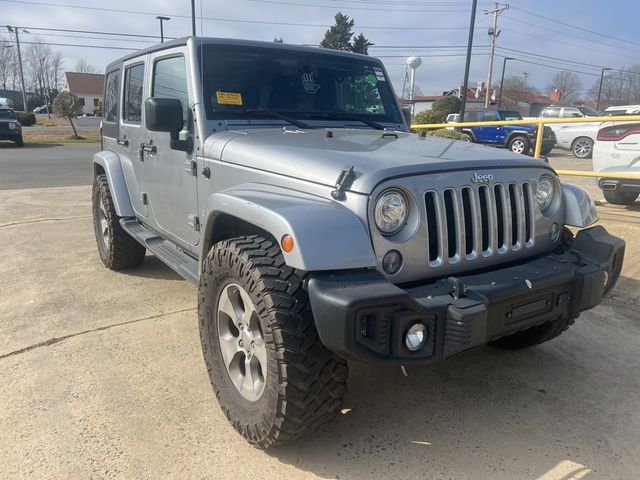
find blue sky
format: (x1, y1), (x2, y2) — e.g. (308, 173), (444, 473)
(1, 0), (639, 98)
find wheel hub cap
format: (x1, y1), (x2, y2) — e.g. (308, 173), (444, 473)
(98, 197), (110, 250)
(216, 283), (267, 402)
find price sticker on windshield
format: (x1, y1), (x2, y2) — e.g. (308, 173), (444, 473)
(373, 67), (386, 82)
(216, 91), (243, 106)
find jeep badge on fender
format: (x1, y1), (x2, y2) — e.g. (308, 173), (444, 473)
(91, 36), (625, 449)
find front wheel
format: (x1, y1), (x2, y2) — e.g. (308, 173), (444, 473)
(198, 235), (348, 449)
(507, 135), (530, 155)
(540, 145), (553, 156)
(14, 135), (24, 147)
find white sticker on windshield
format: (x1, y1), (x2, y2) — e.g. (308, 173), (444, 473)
(373, 67), (385, 81)
(301, 72), (320, 94)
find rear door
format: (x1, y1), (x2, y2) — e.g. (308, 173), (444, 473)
(119, 59), (148, 217)
(143, 49), (199, 247)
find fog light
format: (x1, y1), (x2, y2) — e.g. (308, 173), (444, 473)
(405, 323), (427, 351)
(382, 250), (402, 275)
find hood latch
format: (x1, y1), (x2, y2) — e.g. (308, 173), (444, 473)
(331, 164), (355, 201)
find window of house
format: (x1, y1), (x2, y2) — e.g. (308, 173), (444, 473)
(103, 69), (120, 122)
(78, 97), (85, 106)
(123, 63), (145, 123)
(152, 55), (189, 126)
(94, 98), (100, 107)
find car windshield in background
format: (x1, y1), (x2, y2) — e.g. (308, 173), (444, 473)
(500, 111), (523, 121)
(200, 45), (403, 125)
(0, 110), (16, 119)
(578, 106), (600, 116)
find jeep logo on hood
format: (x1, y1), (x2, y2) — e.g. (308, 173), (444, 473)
(471, 172), (494, 184)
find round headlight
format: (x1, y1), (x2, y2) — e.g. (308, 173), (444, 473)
(374, 189), (408, 235)
(8, 122), (16, 130)
(536, 175), (555, 212)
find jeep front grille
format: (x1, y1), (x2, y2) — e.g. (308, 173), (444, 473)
(424, 182), (535, 267)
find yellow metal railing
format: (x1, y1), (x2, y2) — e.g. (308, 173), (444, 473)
(411, 115), (640, 181)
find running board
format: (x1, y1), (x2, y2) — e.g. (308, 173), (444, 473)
(120, 218), (199, 285)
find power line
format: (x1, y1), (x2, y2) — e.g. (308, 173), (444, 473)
(246, 0), (478, 11)
(17, 40), (136, 51)
(17, 25), (166, 40)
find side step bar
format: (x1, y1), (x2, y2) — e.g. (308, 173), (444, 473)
(120, 218), (199, 285)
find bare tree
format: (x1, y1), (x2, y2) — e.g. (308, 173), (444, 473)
(546, 71), (583, 104)
(588, 65), (640, 109)
(0, 36), (17, 91)
(24, 38), (53, 105)
(74, 58), (97, 74)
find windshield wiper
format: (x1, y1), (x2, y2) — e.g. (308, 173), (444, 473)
(304, 112), (386, 130)
(242, 109), (312, 129)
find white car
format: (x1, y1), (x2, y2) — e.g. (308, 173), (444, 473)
(540, 106), (601, 158)
(593, 121), (640, 205)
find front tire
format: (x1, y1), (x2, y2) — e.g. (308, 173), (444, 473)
(14, 135), (23, 147)
(603, 189), (639, 205)
(92, 174), (146, 269)
(489, 316), (575, 349)
(507, 135), (530, 155)
(198, 235), (348, 449)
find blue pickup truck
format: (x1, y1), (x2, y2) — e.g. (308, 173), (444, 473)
(461, 109), (555, 156)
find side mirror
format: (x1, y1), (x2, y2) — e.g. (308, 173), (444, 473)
(145, 97), (192, 152)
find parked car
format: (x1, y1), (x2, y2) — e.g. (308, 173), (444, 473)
(540, 105), (601, 159)
(92, 37), (624, 448)
(593, 120), (640, 205)
(462, 109), (555, 155)
(0, 107), (24, 147)
(33, 105), (50, 114)
(603, 105), (640, 116)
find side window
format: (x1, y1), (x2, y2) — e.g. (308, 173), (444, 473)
(563, 107), (581, 118)
(78, 97), (85, 107)
(464, 111), (480, 122)
(482, 111), (498, 122)
(103, 69), (120, 122)
(542, 107), (560, 118)
(152, 56), (189, 126)
(123, 63), (145, 124)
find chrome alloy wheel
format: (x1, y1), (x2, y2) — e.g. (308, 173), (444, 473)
(216, 283), (267, 402)
(573, 138), (593, 158)
(98, 196), (110, 250)
(510, 138), (526, 154)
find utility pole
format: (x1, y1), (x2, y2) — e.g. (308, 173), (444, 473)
(596, 67), (612, 111)
(459, 0), (478, 123)
(483, 2), (509, 108)
(156, 16), (171, 43)
(6, 25), (28, 112)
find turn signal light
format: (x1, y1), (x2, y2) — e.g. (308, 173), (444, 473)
(281, 234), (294, 253)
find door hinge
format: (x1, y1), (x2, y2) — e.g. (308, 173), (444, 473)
(185, 159), (197, 176)
(188, 214), (200, 231)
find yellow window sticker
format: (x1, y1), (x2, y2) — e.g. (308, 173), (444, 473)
(216, 91), (243, 106)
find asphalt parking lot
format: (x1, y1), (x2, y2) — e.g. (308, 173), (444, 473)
(1, 143), (639, 479)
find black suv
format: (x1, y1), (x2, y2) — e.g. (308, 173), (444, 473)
(0, 108), (24, 147)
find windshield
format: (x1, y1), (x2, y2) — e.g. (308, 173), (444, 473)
(0, 110), (16, 120)
(578, 106), (599, 116)
(500, 110), (523, 121)
(200, 44), (403, 125)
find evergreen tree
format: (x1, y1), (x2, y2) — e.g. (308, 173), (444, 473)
(351, 32), (373, 55)
(320, 12), (355, 51)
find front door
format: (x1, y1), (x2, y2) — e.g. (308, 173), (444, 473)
(476, 110), (502, 144)
(144, 50), (199, 247)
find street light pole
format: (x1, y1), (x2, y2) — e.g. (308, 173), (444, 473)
(6, 25), (28, 112)
(497, 56), (513, 108)
(191, 0), (196, 36)
(596, 67), (612, 112)
(156, 16), (171, 43)
(459, 0), (478, 123)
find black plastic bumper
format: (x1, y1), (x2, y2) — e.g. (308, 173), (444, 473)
(307, 226), (624, 364)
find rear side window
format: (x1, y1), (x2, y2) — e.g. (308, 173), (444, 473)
(103, 69), (120, 122)
(152, 55), (189, 126)
(483, 111), (498, 121)
(464, 111), (480, 122)
(541, 107), (561, 118)
(123, 63), (145, 124)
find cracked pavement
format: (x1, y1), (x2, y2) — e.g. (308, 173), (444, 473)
(1, 175), (640, 479)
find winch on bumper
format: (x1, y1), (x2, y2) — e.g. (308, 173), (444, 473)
(307, 226), (624, 364)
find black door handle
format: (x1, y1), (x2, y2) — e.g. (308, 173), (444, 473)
(202, 166), (211, 179)
(116, 137), (129, 147)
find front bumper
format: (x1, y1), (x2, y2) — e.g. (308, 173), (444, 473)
(308, 226), (624, 364)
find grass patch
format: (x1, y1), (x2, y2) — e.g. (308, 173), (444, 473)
(35, 116), (69, 127)
(24, 132), (100, 144)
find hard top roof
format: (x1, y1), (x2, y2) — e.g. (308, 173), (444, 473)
(106, 36), (380, 72)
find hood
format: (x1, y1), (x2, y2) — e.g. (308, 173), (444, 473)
(204, 128), (552, 194)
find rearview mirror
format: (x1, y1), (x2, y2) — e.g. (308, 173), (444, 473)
(145, 97), (191, 153)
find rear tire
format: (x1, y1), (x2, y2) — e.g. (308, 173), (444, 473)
(489, 316), (575, 350)
(198, 235), (348, 449)
(92, 174), (146, 269)
(507, 135), (530, 155)
(603, 189), (639, 205)
(571, 137), (593, 159)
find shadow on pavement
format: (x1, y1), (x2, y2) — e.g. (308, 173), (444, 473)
(0, 142), (64, 149)
(120, 254), (183, 281)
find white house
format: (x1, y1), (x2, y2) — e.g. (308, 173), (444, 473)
(63, 72), (104, 115)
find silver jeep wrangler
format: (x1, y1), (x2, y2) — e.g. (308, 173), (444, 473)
(92, 37), (625, 448)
